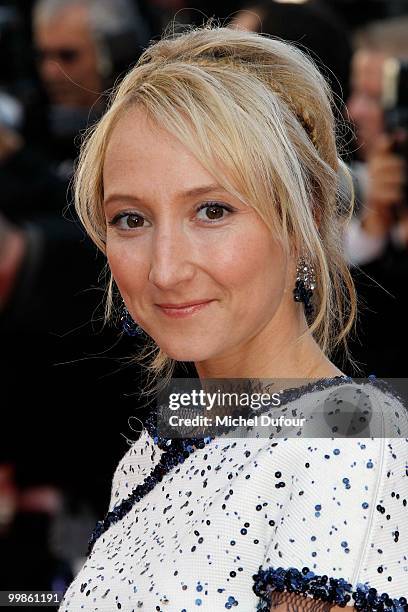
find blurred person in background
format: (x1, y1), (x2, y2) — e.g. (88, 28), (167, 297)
(0, 0), (151, 570)
(34, 0), (114, 110)
(344, 16), (408, 375)
(346, 17), (408, 263)
(31, 0), (149, 163)
(0, 0), (149, 327)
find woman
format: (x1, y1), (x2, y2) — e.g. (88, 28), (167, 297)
(59, 26), (408, 611)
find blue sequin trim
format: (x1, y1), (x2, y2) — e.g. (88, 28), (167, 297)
(252, 566), (408, 611)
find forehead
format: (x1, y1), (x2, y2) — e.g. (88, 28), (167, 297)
(103, 106), (217, 197)
(34, 5), (92, 46)
(351, 50), (385, 95)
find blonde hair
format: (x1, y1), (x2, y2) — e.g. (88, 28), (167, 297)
(74, 24), (356, 380)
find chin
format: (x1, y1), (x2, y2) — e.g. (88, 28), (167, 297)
(153, 335), (221, 363)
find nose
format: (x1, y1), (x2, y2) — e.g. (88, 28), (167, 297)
(348, 93), (372, 127)
(148, 225), (196, 290)
(40, 57), (63, 82)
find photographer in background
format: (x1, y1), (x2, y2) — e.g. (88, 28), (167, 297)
(0, 0), (150, 524)
(346, 17), (408, 263)
(0, 0), (149, 325)
(345, 17), (408, 375)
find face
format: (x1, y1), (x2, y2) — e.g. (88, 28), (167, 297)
(103, 107), (295, 365)
(34, 5), (103, 108)
(347, 50), (385, 158)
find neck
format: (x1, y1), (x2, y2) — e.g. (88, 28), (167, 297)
(194, 306), (344, 380)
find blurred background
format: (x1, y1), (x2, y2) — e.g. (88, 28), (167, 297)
(0, 0), (407, 604)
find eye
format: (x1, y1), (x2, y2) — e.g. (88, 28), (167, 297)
(108, 212), (147, 230)
(195, 202), (234, 223)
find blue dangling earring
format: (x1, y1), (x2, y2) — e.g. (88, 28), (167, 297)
(120, 303), (146, 337)
(293, 256), (316, 318)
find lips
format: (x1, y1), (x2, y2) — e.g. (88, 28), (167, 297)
(155, 300), (214, 318)
(157, 300), (213, 309)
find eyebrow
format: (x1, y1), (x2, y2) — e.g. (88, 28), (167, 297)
(103, 183), (224, 207)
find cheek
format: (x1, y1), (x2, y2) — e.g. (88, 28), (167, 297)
(106, 237), (148, 300)
(208, 225), (287, 311)
(365, 104), (382, 127)
(77, 52), (98, 81)
(373, 109), (383, 128)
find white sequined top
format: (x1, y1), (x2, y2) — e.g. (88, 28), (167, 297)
(59, 378), (408, 611)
